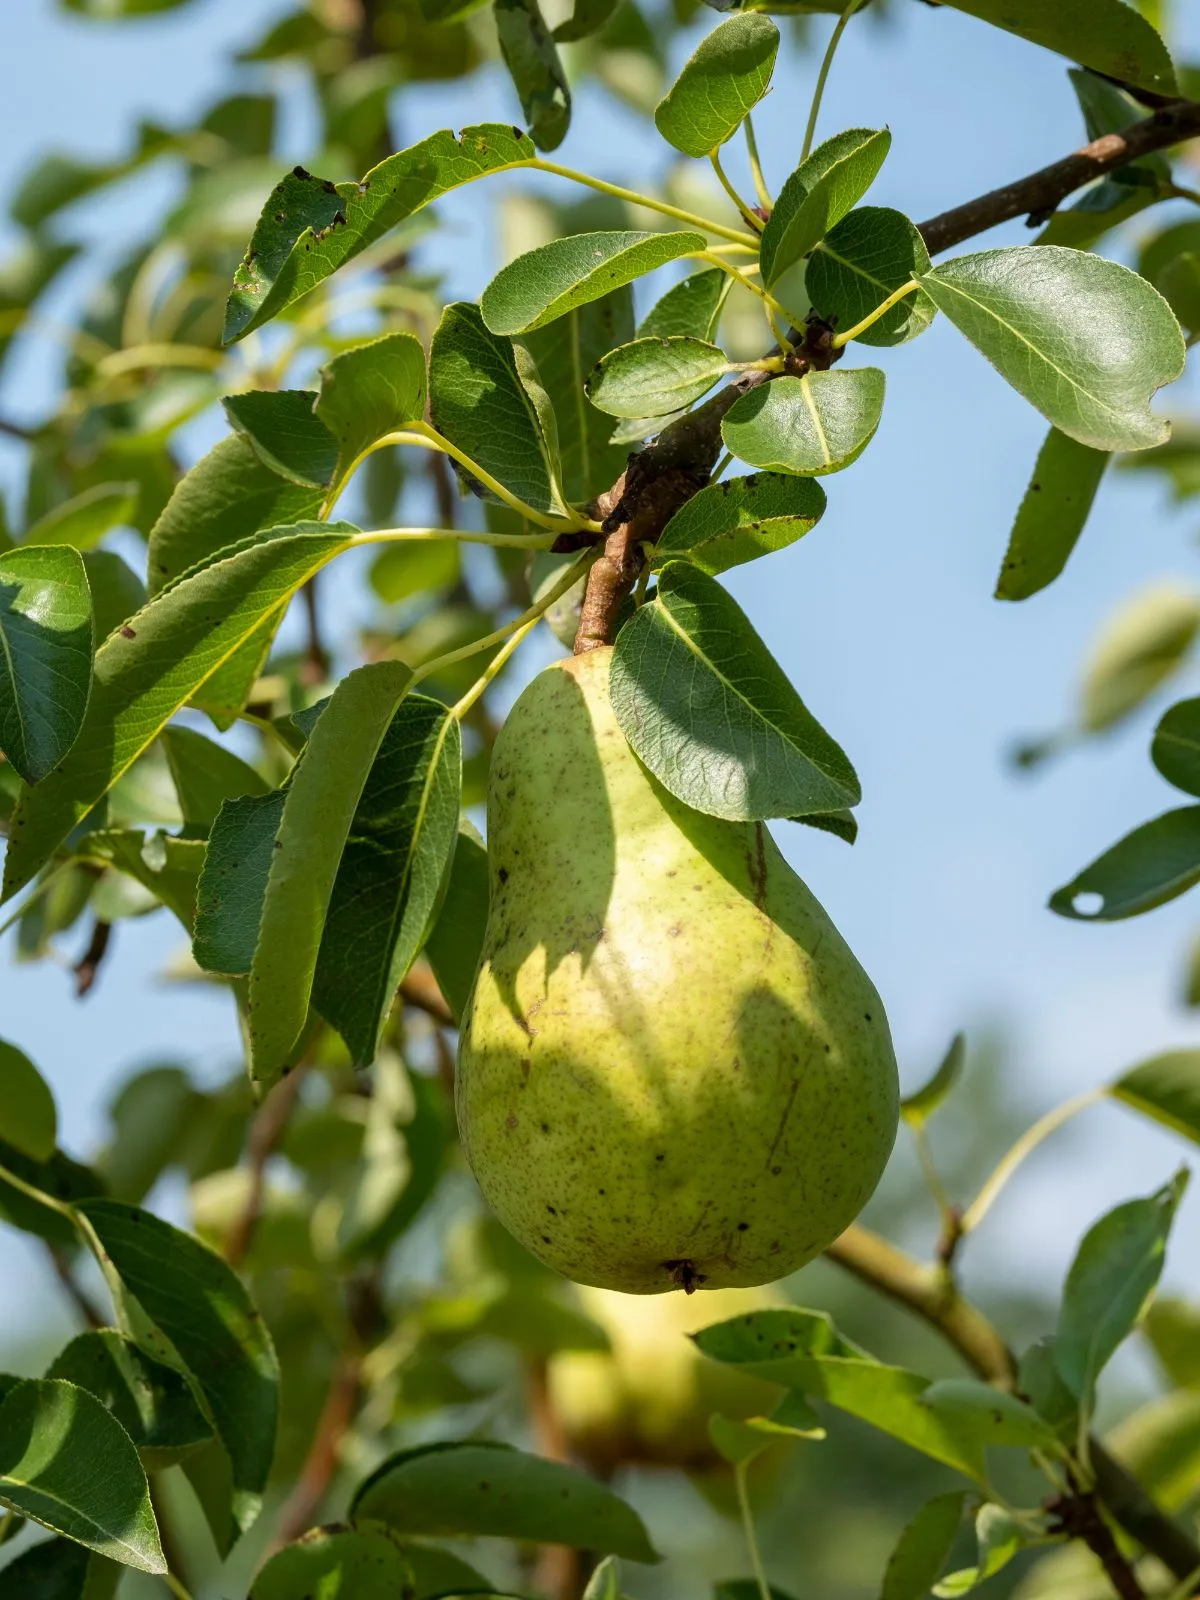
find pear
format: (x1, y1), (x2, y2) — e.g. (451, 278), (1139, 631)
(456, 646), (898, 1293)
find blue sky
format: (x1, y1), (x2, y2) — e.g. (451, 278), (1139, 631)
(3, 0), (1200, 1350)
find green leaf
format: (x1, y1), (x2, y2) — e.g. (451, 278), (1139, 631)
(222, 391), (338, 490)
(995, 428), (1109, 602)
(638, 268), (730, 341)
(759, 130), (891, 288)
(481, 231), (706, 336)
(351, 1441), (660, 1561)
(248, 660), (415, 1086)
(0, 545), (93, 786)
(1143, 1297), (1200, 1388)
(586, 336), (730, 418)
(46, 1330), (212, 1471)
(251, 1526), (411, 1599)
(584, 1555), (622, 1600)
(1111, 1050), (1200, 1145)
(22, 485), (137, 552)
(1017, 1337), (1079, 1447)
(919, 1379), (1067, 1453)
(225, 126), (536, 342)
(901, 1032), (965, 1127)
(193, 792), (287, 973)
(1160, 254), (1200, 335)
(1049, 806), (1200, 921)
(0, 1536), (119, 1598)
(401, 1541), (493, 1598)
(78, 1199), (280, 1543)
(82, 554), (145, 646)
(315, 331), (427, 488)
(554, 0), (619, 42)
(146, 435), (324, 594)
(370, 540), (460, 606)
(937, 0), (1177, 96)
(1081, 586), (1200, 734)
(806, 207), (934, 347)
(1055, 1170), (1188, 1405)
(0, 1039), (56, 1162)
(522, 286), (635, 503)
(722, 370), (885, 476)
(933, 1504), (1024, 1597)
(495, 0), (571, 151)
(312, 694), (462, 1065)
(880, 1491), (969, 1600)
(653, 14), (779, 159)
(162, 725), (268, 831)
(0, 1142), (102, 1249)
(430, 302), (563, 516)
(0, 1379), (164, 1573)
(425, 825), (489, 1025)
(917, 247), (1186, 453)
(1153, 698), (1200, 797)
(1, 524), (355, 903)
(707, 1408), (822, 1467)
(611, 562), (859, 820)
(336, 1053), (414, 1257)
(654, 472), (826, 576)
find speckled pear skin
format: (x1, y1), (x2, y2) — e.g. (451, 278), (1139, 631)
(456, 647), (898, 1294)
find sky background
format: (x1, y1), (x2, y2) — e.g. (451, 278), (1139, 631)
(3, 0), (1200, 1363)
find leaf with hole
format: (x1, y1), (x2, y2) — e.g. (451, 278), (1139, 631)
(722, 370), (885, 477)
(1153, 698), (1200, 797)
(1111, 1050), (1200, 1147)
(759, 129), (891, 288)
(22, 484), (137, 552)
(1049, 807), (1200, 922)
(586, 336), (729, 418)
(611, 562), (858, 820)
(917, 247), (1186, 453)
(315, 332), (427, 488)
(654, 472), (826, 575)
(880, 1491), (969, 1600)
(901, 1032), (965, 1127)
(0, 1039), (56, 1162)
(638, 268), (730, 341)
(937, 0), (1177, 96)
(806, 207), (933, 347)
(482, 231), (706, 336)
(222, 391), (338, 490)
(46, 1330), (212, 1471)
(653, 14), (779, 158)
(995, 428), (1108, 602)
(0, 545), (92, 786)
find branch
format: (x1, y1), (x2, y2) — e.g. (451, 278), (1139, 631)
(398, 965), (455, 1027)
(270, 1352), (361, 1548)
(225, 1064), (308, 1269)
(73, 919), (112, 998)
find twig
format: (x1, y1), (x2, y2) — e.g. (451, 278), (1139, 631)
(225, 1064), (309, 1269)
(73, 919), (112, 998)
(399, 966), (455, 1026)
(271, 1352), (361, 1548)
(1050, 1483), (1147, 1600)
(0, 418), (31, 441)
(47, 1245), (104, 1328)
(299, 576), (330, 687)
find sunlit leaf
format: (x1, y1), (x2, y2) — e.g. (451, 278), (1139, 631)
(0, 545), (93, 786)
(653, 14), (779, 159)
(1111, 1050), (1200, 1146)
(222, 391), (338, 490)
(806, 207), (933, 347)
(482, 231), (706, 336)
(1050, 806), (1200, 922)
(880, 1491), (969, 1600)
(315, 332), (427, 488)
(654, 472), (826, 576)
(722, 370), (885, 476)
(995, 428), (1108, 602)
(759, 129), (891, 288)
(901, 1032), (965, 1127)
(638, 268), (730, 341)
(586, 336), (730, 418)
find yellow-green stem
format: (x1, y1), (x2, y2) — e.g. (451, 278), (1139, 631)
(95, 343), (226, 379)
(695, 252), (805, 334)
(710, 149), (763, 231)
(353, 526), (560, 552)
(744, 114), (772, 212)
(736, 1461), (773, 1600)
(801, 0), (868, 162)
(832, 278), (921, 346)
(960, 1087), (1107, 1237)
(530, 159), (759, 247)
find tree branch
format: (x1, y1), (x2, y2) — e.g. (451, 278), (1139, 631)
(225, 1064), (308, 1270)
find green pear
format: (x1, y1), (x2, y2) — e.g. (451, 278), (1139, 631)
(456, 646), (898, 1293)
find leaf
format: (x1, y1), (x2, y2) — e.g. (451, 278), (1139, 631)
(251, 1526), (411, 1599)
(0, 1142), (103, 1249)
(1081, 586), (1200, 733)
(1055, 1170), (1188, 1405)
(1111, 1050), (1200, 1146)
(919, 1380), (1068, 1453)
(430, 302), (563, 515)
(584, 1555), (622, 1600)
(806, 207), (934, 347)
(707, 1408), (822, 1467)
(22, 484), (137, 552)
(78, 1199), (280, 1543)
(1049, 806), (1200, 921)
(654, 472), (826, 576)
(312, 695), (462, 1065)
(46, 1330), (212, 1471)
(425, 825), (490, 1025)
(721, 370), (885, 476)
(586, 336), (730, 418)
(934, 1504), (1024, 1597)
(1143, 1297), (1200, 1388)
(1016, 1337), (1079, 1446)
(653, 14), (779, 159)
(0, 1536), (119, 1598)
(0, 1379), (164, 1573)
(995, 428), (1109, 601)
(336, 1053), (414, 1257)
(1, 524), (355, 904)
(917, 247), (1186, 453)
(78, 830), (206, 931)
(611, 562), (859, 820)
(83, 554), (146, 645)
(638, 268), (730, 341)
(880, 1491), (969, 1600)
(0, 1039), (56, 1162)
(221, 391), (338, 490)
(351, 1441), (660, 1561)
(1153, 698), (1200, 797)
(481, 231), (706, 337)
(901, 1032), (965, 1127)
(371, 540), (460, 606)
(162, 725), (268, 831)
(193, 791), (287, 973)
(937, 0), (1177, 96)
(494, 0), (571, 151)
(1159, 253), (1200, 334)
(146, 435), (323, 594)
(248, 660), (415, 1086)
(402, 1541), (494, 1598)
(315, 331), (427, 487)
(0, 545), (93, 786)
(759, 129), (891, 288)
(554, 0), (619, 42)
(224, 126), (537, 342)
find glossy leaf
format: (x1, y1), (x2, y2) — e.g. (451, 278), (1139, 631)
(251, 1526), (411, 1600)
(162, 725), (268, 831)
(46, 1330), (212, 1471)
(919, 1380), (1067, 1453)
(1080, 586), (1200, 734)
(938, 0), (1177, 95)
(222, 391), (338, 490)
(759, 129), (891, 288)
(638, 268), (730, 341)
(806, 207), (934, 347)
(1111, 1050), (1200, 1146)
(0, 1039), (56, 1162)
(722, 370), (885, 476)
(880, 1492), (968, 1600)
(653, 14), (779, 158)
(482, 231), (706, 336)
(78, 1199), (280, 1542)
(22, 484), (137, 552)
(995, 428), (1108, 602)
(1055, 1171), (1188, 1404)
(611, 562), (859, 820)
(0, 1379), (164, 1573)
(0, 545), (93, 786)
(1049, 806), (1200, 921)
(351, 1441), (660, 1560)
(495, 0), (571, 151)
(315, 332), (427, 487)
(586, 336), (729, 418)
(917, 247), (1186, 452)
(424, 825), (489, 1025)
(1, 524), (355, 903)
(901, 1032), (965, 1127)
(1153, 698), (1200, 797)
(654, 472), (826, 575)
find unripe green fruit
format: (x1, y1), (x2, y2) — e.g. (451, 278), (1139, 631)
(456, 647), (898, 1293)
